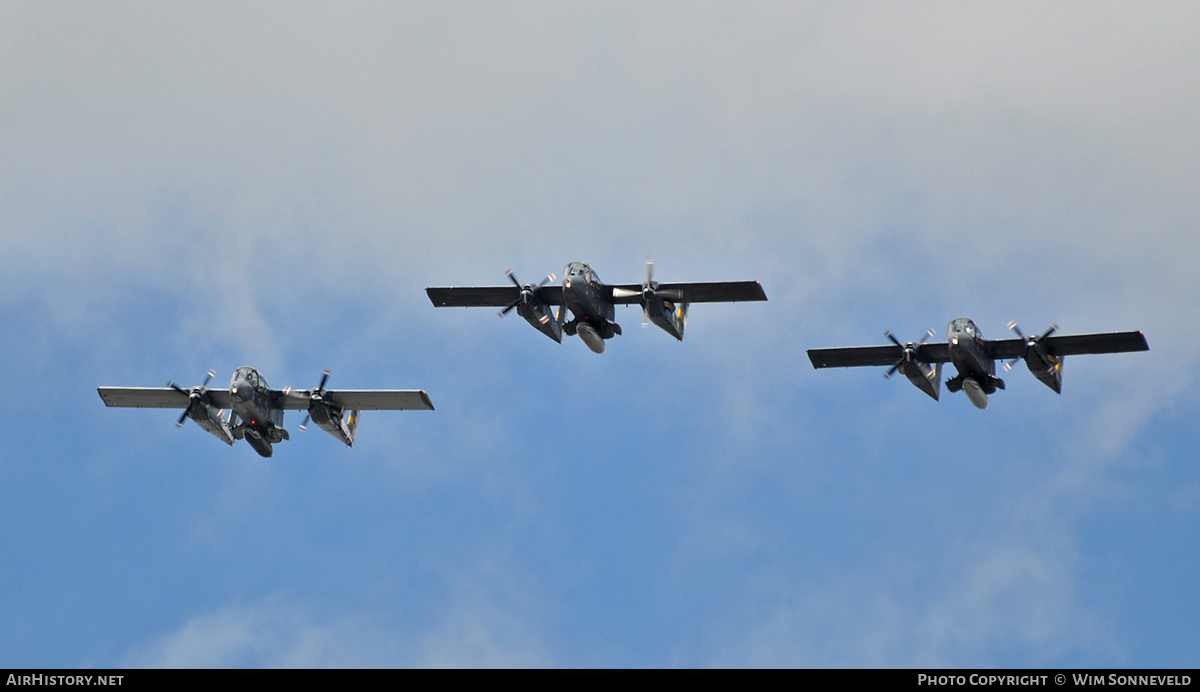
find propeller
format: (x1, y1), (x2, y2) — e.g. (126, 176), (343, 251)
(167, 370), (217, 428)
(498, 270), (556, 318)
(609, 260), (685, 326)
(291, 369), (331, 431)
(641, 260), (655, 326)
(884, 330), (935, 379)
(1003, 322), (1058, 371)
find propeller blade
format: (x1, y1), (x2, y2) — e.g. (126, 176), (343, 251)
(169, 370), (217, 428)
(883, 331), (932, 379)
(1006, 322), (1025, 373)
(1005, 322), (1058, 370)
(499, 270), (555, 317)
(295, 369), (332, 430)
(640, 261), (657, 326)
(498, 300), (519, 318)
(643, 260), (657, 302)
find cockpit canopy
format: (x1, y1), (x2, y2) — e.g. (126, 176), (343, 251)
(949, 318), (979, 338)
(232, 367), (269, 391)
(564, 261), (600, 286)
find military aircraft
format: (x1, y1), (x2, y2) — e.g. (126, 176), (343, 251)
(807, 318), (1148, 409)
(97, 367), (434, 457)
(426, 260), (768, 353)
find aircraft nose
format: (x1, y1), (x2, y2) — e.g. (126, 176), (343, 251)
(231, 381), (251, 400)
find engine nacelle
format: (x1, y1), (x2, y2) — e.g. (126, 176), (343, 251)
(1007, 323), (1063, 393)
(186, 399), (235, 446)
(645, 297), (689, 341)
(901, 359), (941, 401)
(1024, 349), (1063, 393)
(308, 400), (360, 447)
(517, 293), (563, 343)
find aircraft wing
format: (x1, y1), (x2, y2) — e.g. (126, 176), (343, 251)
(275, 389), (435, 411)
(807, 342), (952, 368)
(986, 331), (1149, 359)
(426, 286), (564, 307)
(97, 387), (233, 409)
(608, 281), (767, 304)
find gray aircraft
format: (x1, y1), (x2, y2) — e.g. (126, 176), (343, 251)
(807, 318), (1148, 409)
(98, 368), (434, 457)
(426, 260), (768, 353)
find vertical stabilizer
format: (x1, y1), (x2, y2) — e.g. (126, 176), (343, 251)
(346, 410), (360, 446)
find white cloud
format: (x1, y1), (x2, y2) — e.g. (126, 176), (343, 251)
(120, 595), (400, 668)
(123, 581), (552, 668)
(4, 2), (1196, 668)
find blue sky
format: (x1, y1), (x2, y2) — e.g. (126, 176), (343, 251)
(2, 2), (1197, 667)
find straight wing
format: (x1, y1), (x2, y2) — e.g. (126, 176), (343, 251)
(274, 389), (434, 411)
(97, 387), (233, 409)
(807, 342), (952, 369)
(426, 286), (564, 307)
(608, 281), (767, 304)
(985, 331), (1149, 359)
(328, 390), (434, 410)
(1043, 331), (1149, 356)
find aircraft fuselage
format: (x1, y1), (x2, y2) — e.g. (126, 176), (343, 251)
(561, 261), (620, 353)
(229, 366), (287, 457)
(946, 318), (1003, 409)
